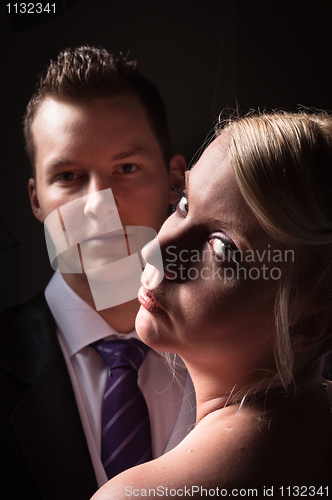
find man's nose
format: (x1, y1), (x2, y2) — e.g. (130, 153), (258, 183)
(83, 187), (118, 220)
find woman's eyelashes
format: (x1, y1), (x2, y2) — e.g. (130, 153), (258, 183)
(176, 195), (189, 216)
(208, 235), (241, 266)
(174, 195), (240, 267)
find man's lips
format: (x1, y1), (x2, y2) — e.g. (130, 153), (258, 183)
(138, 286), (167, 315)
(81, 232), (129, 245)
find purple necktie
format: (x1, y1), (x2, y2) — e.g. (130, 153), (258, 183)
(94, 338), (152, 479)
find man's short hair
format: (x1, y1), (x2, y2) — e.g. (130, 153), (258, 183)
(24, 45), (173, 173)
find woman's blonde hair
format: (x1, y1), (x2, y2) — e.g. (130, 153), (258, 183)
(221, 111), (332, 387)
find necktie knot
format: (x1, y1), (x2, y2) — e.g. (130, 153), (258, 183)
(94, 338), (149, 372)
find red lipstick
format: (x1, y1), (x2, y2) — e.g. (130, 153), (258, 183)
(138, 286), (167, 315)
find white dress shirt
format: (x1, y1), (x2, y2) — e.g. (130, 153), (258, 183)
(45, 272), (196, 487)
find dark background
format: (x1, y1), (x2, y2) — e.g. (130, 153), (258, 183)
(1, 0), (332, 309)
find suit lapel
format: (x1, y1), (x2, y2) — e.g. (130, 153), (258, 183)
(1, 293), (98, 500)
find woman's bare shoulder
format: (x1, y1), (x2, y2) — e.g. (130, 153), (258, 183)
(91, 400), (332, 499)
(91, 406), (268, 499)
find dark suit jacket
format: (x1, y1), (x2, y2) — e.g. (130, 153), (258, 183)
(0, 292), (98, 500)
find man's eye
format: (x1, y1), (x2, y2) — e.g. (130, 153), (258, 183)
(177, 196), (189, 215)
(119, 163), (138, 173)
(60, 172), (76, 181)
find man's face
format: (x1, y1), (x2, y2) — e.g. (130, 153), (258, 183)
(28, 94), (185, 309)
(29, 94), (179, 232)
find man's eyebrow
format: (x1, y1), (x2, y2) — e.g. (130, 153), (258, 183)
(44, 145), (151, 176)
(48, 159), (78, 167)
(44, 159), (78, 176)
(112, 145), (150, 161)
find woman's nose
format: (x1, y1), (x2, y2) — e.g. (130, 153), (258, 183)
(141, 237), (164, 290)
(149, 216), (192, 281)
(142, 236), (163, 269)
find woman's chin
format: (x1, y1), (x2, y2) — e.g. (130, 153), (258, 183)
(135, 305), (156, 345)
(135, 305), (173, 351)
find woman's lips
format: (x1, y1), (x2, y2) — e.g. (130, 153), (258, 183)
(138, 286), (167, 315)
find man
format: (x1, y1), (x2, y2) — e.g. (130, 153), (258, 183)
(0, 46), (195, 500)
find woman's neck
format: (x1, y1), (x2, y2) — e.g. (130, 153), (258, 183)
(184, 355), (328, 426)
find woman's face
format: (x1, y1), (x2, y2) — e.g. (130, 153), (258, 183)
(136, 134), (284, 375)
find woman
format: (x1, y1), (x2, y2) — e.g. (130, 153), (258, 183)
(92, 111), (332, 499)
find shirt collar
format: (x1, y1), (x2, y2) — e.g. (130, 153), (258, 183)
(45, 271), (137, 357)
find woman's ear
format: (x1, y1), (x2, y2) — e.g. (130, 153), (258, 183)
(168, 154), (187, 205)
(291, 305), (332, 353)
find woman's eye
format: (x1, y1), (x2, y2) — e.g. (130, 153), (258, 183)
(209, 237), (239, 265)
(119, 163), (138, 174)
(177, 196), (189, 215)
